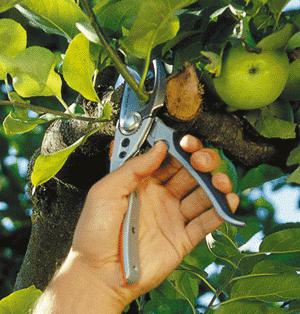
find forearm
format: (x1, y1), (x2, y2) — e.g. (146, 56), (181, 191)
(33, 252), (125, 314)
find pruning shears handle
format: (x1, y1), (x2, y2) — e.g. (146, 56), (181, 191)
(147, 117), (245, 227)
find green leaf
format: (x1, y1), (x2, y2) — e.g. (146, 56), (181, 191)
(10, 46), (62, 98)
(230, 273), (300, 302)
(218, 222), (238, 241)
(287, 145), (300, 166)
(164, 273), (198, 314)
(76, 22), (100, 44)
(121, 0), (197, 59)
(0, 54), (14, 81)
(31, 129), (97, 187)
(289, 300), (300, 313)
(287, 166), (300, 184)
(201, 51), (222, 76)
(246, 0), (268, 17)
(206, 230), (242, 267)
(265, 101), (294, 122)
(101, 102), (113, 120)
(245, 101), (296, 139)
(0, 286), (42, 314)
(287, 31), (300, 51)
(144, 298), (192, 314)
(210, 6), (230, 22)
(15, 0), (87, 40)
(0, 19), (27, 79)
(76, 24), (112, 71)
(254, 196), (276, 211)
(179, 263), (208, 281)
(0, 19), (27, 57)
(240, 164), (284, 191)
(0, 0), (20, 13)
(212, 264), (234, 294)
(94, 0), (140, 35)
(63, 33), (99, 102)
(214, 301), (288, 314)
(169, 271), (199, 307)
(174, 36), (203, 70)
(241, 16), (257, 49)
(3, 112), (47, 135)
(237, 216), (261, 245)
(162, 30), (200, 56)
(91, 43), (112, 72)
(256, 111), (296, 139)
(3, 111), (55, 135)
(92, 0), (112, 12)
(183, 241), (215, 270)
(251, 259), (299, 275)
(151, 270), (198, 313)
(257, 23), (296, 51)
(268, 0), (291, 14)
(8, 92), (30, 108)
(238, 254), (266, 276)
(151, 278), (179, 300)
(260, 228), (300, 254)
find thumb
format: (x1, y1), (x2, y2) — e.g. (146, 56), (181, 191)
(107, 141), (168, 195)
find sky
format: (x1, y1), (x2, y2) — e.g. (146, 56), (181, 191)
(285, 0), (300, 10)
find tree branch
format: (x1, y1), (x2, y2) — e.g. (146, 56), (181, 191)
(0, 100), (109, 123)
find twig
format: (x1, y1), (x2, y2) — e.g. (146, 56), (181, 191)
(0, 100), (109, 123)
(139, 48), (151, 91)
(80, 0), (149, 102)
(206, 289), (221, 310)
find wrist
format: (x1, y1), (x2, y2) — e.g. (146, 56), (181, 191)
(34, 250), (126, 314)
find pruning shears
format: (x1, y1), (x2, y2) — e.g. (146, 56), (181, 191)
(110, 60), (245, 285)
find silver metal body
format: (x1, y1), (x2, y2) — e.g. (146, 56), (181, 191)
(110, 60), (245, 284)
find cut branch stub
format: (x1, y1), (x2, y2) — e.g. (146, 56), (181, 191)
(166, 62), (203, 121)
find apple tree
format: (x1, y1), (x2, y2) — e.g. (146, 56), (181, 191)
(0, 0), (299, 313)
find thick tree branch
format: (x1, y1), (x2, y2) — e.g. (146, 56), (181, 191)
(192, 108), (281, 166)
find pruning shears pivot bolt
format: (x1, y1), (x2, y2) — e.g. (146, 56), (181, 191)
(120, 112), (142, 134)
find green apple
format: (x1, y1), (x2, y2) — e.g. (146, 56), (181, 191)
(213, 46), (289, 110)
(280, 59), (300, 101)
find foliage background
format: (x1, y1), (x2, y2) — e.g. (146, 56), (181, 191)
(0, 8), (71, 298)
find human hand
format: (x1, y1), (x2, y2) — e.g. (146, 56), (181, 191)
(38, 135), (239, 314)
(66, 135), (239, 311)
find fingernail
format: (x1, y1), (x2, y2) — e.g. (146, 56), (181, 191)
(226, 193), (240, 213)
(179, 136), (189, 147)
(154, 140), (168, 150)
(199, 152), (212, 165)
(212, 173), (232, 194)
(180, 135), (203, 153)
(191, 151), (214, 173)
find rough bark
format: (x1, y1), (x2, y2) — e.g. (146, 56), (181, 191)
(14, 69), (295, 291)
(175, 106), (286, 167)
